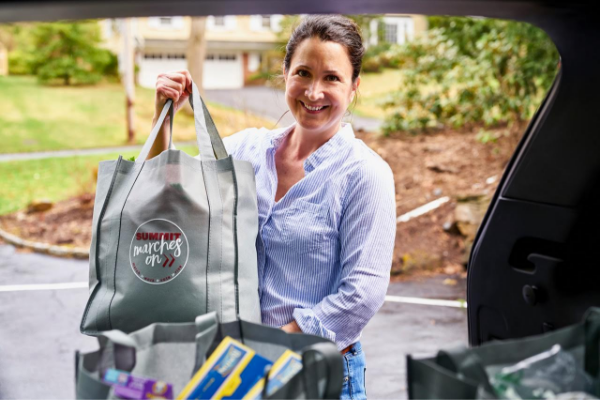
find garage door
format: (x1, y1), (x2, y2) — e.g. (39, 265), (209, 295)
(203, 53), (243, 89)
(137, 53), (243, 90)
(138, 54), (187, 89)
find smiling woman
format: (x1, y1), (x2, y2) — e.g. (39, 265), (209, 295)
(151, 15), (396, 400)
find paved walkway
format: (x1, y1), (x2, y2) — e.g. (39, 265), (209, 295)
(0, 141), (197, 162)
(0, 87), (382, 162)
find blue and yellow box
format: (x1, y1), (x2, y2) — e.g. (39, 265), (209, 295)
(244, 350), (303, 399)
(176, 337), (272, 400)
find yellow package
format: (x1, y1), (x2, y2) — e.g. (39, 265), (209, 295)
(244, 350), (302, 399)
(177, 337), (272, 400)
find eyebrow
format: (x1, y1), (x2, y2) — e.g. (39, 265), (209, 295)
(296, 64), (339, 74)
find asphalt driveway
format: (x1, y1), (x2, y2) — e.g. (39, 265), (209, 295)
(0, 244), (467, 399)
(205, 86), (383, 132)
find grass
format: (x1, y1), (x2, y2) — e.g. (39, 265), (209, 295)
(0, 146), (199, 216)
(0, 75), (274, 154)
(0, 70), (403, 215)
(353, 68), (405, 120)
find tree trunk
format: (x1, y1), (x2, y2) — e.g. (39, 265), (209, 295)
(122, 18), (135, 144)
(187, 17), (207, 101)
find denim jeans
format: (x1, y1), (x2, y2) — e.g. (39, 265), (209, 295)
(340, 342), (367, 400)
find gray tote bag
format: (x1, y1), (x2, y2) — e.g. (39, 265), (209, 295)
(76, 313), (344, 400)
(81, 81), (261, 335)
(407, 307), (600, 399)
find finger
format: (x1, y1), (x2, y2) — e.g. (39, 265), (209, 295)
(181, 70), (193, 93)
(157, 85), (181, 103)
(163, 71), (187, 92)
(156, 73), (184, 95)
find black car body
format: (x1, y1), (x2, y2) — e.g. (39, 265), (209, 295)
(1, 0), (598, 385)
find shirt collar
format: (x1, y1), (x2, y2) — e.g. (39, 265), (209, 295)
(269, 122), (355, 170)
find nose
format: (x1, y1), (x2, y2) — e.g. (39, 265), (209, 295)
(305, 80), (324, 101)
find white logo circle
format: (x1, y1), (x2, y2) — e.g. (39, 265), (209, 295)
(129, 219), (189, 285)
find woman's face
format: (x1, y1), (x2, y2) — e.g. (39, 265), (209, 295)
(284, 37), (360, 137)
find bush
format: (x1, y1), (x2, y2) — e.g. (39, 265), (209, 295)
(28, 21), (118, 85)
(362, 57), (382, 73)
(382, 17), (559, 134)
(7, 49), (34, 75)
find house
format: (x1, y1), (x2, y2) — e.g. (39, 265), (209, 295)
(103, 15), (284, 90)
(368, 15), (428, 46)
(102, 14), (427, 90)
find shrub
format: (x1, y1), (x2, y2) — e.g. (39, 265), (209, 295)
(382, 17), (559, 134)
(362, 57), (382, 73)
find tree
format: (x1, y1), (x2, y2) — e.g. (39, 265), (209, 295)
(382, 17), (560, 134)
(187, 17), (207, 96)
(29, 21), (116, 85)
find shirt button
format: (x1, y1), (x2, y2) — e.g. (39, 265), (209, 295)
(344, 377), (349, 382)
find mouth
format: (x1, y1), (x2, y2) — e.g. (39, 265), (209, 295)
(300, 101), (329, 113)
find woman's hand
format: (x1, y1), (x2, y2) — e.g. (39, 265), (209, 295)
(147, 70), (193, 159)
(154, 70), (193, 121)
(281, 320), (302, 333)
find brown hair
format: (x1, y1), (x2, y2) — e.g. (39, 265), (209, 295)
(283, 15), (365, 82)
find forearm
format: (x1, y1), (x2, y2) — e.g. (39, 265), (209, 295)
(147, 115), (170, 160)
(293, 275), (389, 349)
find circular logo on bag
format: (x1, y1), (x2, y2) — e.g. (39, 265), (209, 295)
(129, 219), (189, 285)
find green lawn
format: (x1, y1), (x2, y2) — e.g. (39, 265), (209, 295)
(0, 146), (198, 215)
(0, 76), (274, 154)
(0, 71), (401, 215)
(353, 68), (404, 120)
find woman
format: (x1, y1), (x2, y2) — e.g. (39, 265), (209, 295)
(151, 15), (396, 400)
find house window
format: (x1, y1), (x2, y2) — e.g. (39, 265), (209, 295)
(218, 54), (237, 61)
(213, 16), (225, 27)
(384, 23), (398, 44)
(261, 15), (271, 29)
(206, 54), (215, 60)
(143, 54), (185, 60)
(148, 16), (184, 30)
(380, 17), (415, 45)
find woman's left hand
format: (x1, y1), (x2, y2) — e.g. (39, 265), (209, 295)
(281, 320), (302, 333)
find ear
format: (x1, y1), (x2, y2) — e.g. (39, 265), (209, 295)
(283, 64), (288, 83)
(350, 76), (361, 102)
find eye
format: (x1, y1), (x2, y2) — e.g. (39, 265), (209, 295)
(297, 69), (309, 77)
(325, 75), (340, 82)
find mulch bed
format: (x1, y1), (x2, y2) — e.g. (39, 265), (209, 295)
(0, 127), (518, 280)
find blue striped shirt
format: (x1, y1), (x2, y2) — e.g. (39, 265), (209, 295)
(223, 123), (396, 350)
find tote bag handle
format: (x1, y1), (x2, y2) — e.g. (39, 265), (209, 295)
(136, 81), (228, 163)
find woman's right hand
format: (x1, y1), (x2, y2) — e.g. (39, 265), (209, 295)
(153, 70), (193, 123)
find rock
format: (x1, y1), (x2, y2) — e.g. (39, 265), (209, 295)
(79, 193), (94, 205)
(452, 195), (492, 264)
(426, 163), (459, 174)
(443, 220), (461, 235)
(444, 263), (463, 275)
(26, 200), (53, 214)
(433, 188), (443, 196)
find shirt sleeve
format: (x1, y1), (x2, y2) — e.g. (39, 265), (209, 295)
(292, 160), (397, 349)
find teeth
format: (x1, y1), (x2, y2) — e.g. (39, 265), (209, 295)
(303, 102), (325, 111)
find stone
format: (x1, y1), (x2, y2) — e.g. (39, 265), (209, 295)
(26, 200), (53, 214)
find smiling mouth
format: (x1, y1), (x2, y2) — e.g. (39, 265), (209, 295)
(300, 101), (329, 112)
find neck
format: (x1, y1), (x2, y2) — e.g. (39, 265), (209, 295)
(287, 122), (341, 160)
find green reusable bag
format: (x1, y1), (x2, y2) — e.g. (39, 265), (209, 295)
(407, 307), (600, 399)
(80, 81), (261, 335)
(75, 313), (344, 400)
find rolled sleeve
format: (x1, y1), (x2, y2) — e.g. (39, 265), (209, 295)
(292, 161), (397, 350)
